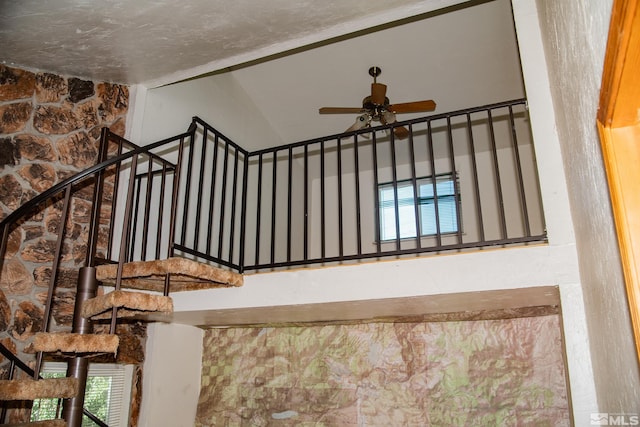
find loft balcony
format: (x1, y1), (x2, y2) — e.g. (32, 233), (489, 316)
(109, 98), (545, 273)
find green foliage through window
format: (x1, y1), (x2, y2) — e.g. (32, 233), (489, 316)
(30, 362), (132, 427)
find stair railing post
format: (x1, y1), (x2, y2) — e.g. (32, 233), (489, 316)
(86, 127), (111, 267)
(164, 121), (192, 295)
(64, 128), (108, 426)
(63, 266), (98, 427)
(238, 153), (249, 273)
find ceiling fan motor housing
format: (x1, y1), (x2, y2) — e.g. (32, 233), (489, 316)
(363, 96), (390, 120)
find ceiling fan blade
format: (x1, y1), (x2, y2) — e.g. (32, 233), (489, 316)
(370, 83), (387, 105)
(393, 126), (410, 139)
(319, 107), (365, 114)
(387, 100), (436, 114)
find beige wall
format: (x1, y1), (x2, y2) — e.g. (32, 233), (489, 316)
(532, 0), (640, 413)
(304, 114), (543, 259)
(243, 152), (306, 267)
(138, 323), (203, 427)
(137, 1), (627, 425)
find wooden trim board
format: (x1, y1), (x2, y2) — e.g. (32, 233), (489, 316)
(598, 0), (640, 359)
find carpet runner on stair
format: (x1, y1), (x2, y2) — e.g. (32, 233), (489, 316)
(82, 289), (173, 320)
(26, 332), (119, 355)
(3, 420), (67, 427)
(95, 256), (243, 291)
(0, 378), (78, 400)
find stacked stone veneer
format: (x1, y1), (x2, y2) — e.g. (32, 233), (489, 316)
(0, 65), (144, 423)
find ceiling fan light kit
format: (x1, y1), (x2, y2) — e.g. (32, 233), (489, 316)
(319, 66), (436, 138)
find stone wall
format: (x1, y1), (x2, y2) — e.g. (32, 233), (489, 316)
(0, 64), (143, 424)
(197, 315), (570, 426)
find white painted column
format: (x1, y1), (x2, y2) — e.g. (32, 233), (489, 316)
(138, 322), (204, 427)
(511, 0), (598, 424)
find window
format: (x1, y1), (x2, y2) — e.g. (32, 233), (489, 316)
(30, 362), (133, 427)
(378, 174), (458, 241)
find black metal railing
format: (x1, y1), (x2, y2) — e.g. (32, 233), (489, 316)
(159, 98), (545, 272)
(0, 126), (192, 292)
(1, 98), (545, 280)
(168, 119), (250, 271)
(244, 98), (545, 270)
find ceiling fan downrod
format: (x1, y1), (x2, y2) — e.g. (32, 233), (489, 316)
(368, 66), (382, 83)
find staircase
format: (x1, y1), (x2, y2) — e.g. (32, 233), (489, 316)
(0, 124), (243, 426)
(0, 263), (240, 426)
(0, 99), (546, 425)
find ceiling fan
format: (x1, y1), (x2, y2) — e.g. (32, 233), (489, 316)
(319, 66), (436, 139)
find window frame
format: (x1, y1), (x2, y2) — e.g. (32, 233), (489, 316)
(377, 172), (460, 242)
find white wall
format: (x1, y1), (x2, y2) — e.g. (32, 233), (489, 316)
(138, 323), (204, 427)
(136, 72), (283, 150)
(174, 245), (577, 309)
(511, 1), (604, 423)
(136, 1), (638, 425)
(532, 0), (640, 415)
(230, 0), (525, 143)
(124, 72), (286, 265)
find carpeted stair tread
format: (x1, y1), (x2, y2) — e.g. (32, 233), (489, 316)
(95, 257), (243, 292)
(5, 420), (67, 427)
(26, 332), (119, 354)
(0, 377), (78, 400)
(82, 290), (173, 320)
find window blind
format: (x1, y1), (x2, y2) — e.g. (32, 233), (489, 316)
(33, 362), (133, 427)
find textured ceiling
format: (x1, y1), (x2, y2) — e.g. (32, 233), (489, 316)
(0, 0), (468, 87)
(1, 0), (524, 146)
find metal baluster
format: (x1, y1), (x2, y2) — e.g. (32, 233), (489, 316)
(229, 147), (240, 264)
(217, 141), (230, 260)
(446, 116), (463, 244)
(255, 153), (263, 266)
(193, 128), (209, 250)
(488, 109), (508, 239)
(509, 105), (531, 237)
(466, 112), (485, 242)
(407, 124), (421, 249)
(206, 134), (220, 257)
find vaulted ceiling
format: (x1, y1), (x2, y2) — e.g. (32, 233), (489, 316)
(2, 0), (489, 86)
(1, 0), (525, 143)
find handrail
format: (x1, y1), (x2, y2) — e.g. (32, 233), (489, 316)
(191, 116), (250, 157)
(244, 98), (527, 156)
(0, 129), (190, 232)
(0, 342), (33, 376)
